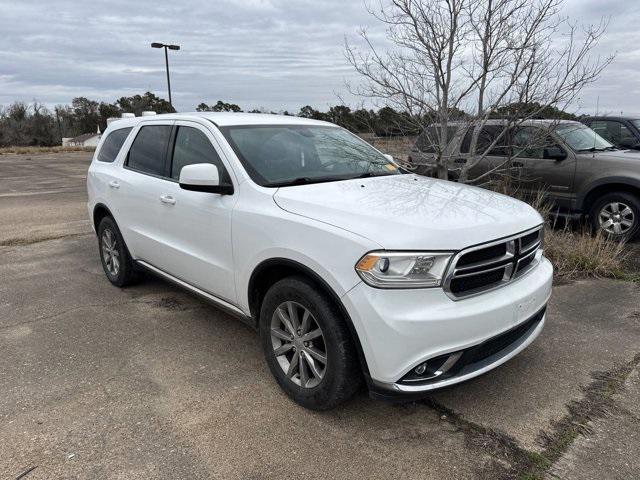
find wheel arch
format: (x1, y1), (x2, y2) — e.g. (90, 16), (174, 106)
(248, 258), (370, 376)
(578, 178), (640, 213)
(92, 203), (114, 233)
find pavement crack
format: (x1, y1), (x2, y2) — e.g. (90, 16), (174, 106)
(0, 232), (91, 247)
(420, 352), (640, 480)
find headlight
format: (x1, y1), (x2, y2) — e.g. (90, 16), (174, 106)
(355, 251), (453, 288)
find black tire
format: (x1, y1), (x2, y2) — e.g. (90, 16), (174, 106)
(97, 216), (139, 287)
(589, 192), (640, 241)
(259, 276), (362, 410)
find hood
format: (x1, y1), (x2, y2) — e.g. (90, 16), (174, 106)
(273, 174), (543, 250)
(586, 149), (640, 164)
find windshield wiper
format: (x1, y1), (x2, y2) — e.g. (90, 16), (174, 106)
(265, 176), (342, 188)
(577, 147), (607, 152)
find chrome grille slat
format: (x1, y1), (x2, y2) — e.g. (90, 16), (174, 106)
(453, 253), (514, 274)
(454, 263), (508, 279)
(444, 226), (543, 300)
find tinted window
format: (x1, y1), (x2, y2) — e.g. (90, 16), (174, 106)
(171, 127), (231, 184)
(126, 125), (172, 176)
(477, 126), (510, 156)
(591, 120), (635, 146)
(97, 127), (132, 163)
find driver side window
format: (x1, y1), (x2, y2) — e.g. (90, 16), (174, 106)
(171, 127), (231, 184)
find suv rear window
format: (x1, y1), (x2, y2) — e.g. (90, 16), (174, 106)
(97, 127), (132, 163)
(126, 125), (172, 176)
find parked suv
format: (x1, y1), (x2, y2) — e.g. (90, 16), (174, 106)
(409, 120), (640, 240)
(581, 116), (640, 150)
(88, 113), (552, 409)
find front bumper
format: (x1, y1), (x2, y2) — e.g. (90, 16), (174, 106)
(342, 256), (553, 395)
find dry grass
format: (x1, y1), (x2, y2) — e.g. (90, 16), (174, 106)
(513, 189), (632, 282)
(367, 135), (416, 162)
(543, 228), (630, 281)
(0, 145), (95, 155)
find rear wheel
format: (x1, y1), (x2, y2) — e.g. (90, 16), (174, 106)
(259, 276), (362, 410)
(97, 216), (139, 287)
(589, 192), (640, 240)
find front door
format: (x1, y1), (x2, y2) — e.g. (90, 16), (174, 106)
(514, 126), (576, 209)
(153, 121), (238, 303)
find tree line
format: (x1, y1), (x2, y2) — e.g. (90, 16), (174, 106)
(0, 91), (578, 148)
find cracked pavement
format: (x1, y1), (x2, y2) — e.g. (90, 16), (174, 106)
(1, 152), (639, 479)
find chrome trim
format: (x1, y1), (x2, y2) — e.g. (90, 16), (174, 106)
(136, 260), (248, 318)
(434, 351), (463, 377)
(401, 351), (463, 383)
(443, 225), (543, 300)
(373, 311), (546, 393)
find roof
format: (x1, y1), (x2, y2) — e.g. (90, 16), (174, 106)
(439, 119), (581, 127)
(104, 112), (334, 131)
(69, 132), (101, 143)
(584, 116), (640, 122)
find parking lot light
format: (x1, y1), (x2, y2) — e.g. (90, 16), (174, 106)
(151, 42), (180, 110)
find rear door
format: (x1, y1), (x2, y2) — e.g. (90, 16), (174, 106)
(151, 120), (238, 303)
(114, 122), (174, 266)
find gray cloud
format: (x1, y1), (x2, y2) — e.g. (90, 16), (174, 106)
(0, 0), (638, 115)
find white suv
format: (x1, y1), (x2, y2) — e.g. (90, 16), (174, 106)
(87, 112), (553, 410)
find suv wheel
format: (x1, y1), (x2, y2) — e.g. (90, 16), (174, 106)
(590, 192), (640, 240)
(259, 276), (361, 410)
(97, 216), (139, 287)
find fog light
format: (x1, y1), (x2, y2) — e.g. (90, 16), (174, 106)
(414, 363), (427, 375)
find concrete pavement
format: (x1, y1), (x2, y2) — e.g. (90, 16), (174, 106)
(1, 151), (638, 479)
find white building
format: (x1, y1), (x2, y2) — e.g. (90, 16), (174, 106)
(62, 125), (102, 147)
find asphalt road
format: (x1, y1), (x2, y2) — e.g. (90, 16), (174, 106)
(1, 152), (639, 479)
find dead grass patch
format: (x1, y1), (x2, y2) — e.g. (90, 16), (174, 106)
(0, 146), (95, 155)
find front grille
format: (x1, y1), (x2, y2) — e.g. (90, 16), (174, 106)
(450, 268), (505, 294)
(444, 227), (543, 298)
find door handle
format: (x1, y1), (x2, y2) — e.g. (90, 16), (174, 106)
(159, 194), (176, 205)
(513, 161), (524, 168)
(109, 180), (120, 189)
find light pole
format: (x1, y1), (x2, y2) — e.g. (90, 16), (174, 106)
(151, 42), (180, 110)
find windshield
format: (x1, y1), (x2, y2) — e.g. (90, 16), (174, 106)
(220, 125), (401, 187)
(554, 123), (613, 151)
(632, 120), (640, 130)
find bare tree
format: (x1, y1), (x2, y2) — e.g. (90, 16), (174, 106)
(345, 0), (613, 183)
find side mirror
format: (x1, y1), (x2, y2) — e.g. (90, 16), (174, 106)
(179, 163), (233, 195)
(544, 146), (567, 161)
(383, 153), (394, 162)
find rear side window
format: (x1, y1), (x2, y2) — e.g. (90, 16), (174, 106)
(477, 126), (510, 156)
(126, 125), (172, 176)
(97, 127), (132, 163)
(170, 127), (232, 184)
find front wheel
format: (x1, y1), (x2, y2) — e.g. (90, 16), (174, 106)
(259, 276), (362, 410)
(589, 192), (640, 240)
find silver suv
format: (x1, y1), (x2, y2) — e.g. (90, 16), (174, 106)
(409, 120), (640, 240)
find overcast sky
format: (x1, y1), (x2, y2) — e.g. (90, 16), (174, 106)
(1, 0), (638, 115)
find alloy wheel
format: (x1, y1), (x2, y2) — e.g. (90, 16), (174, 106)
(598, 202), (635, 236)
(270, 301), (327, 388)
(101, 229), (120, 276)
